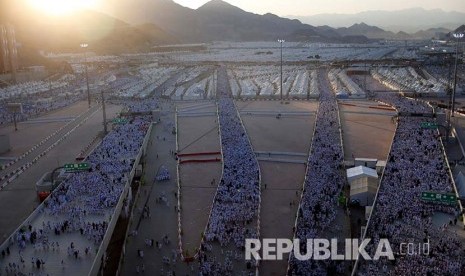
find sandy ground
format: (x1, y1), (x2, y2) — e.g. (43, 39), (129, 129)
(339, 100), (397, 161)
(177, 101), (217, 112)
(177, 117), (219, 154)
(177, 103), (222, 254)
(237, 100), (318, 114)
(237, 100), (317, 275)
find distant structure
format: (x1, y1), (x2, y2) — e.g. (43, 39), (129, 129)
(0, 23), (18, 82)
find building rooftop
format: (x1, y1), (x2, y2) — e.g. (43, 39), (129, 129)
(347, 165), (379, 180)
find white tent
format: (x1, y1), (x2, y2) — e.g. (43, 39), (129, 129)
(347, 166), (378, 182)
(347, 166), (379, 206)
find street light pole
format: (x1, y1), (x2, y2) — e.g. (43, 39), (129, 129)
(451, 33), (463, 118)
(278, 39), (285, 102)
(101, 88), (108, 134)
(446, 53), (453, 139)
(80, 43), (91, 108)
(12, 111), (17, 131)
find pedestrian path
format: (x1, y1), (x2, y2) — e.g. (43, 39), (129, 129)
(121, 101), (194, 275)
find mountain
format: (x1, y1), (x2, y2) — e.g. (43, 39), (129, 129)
(104, 0), (195, 40)
(336, 23), (396, 39)
(4, 1), (177, 57)
(412, 28), (451, 40)
(103, 0), (367, 43)
(446, 25), (465, 41)
(335, 23), (450, 40)
(453, 25), (465, 34)
(132, 23), (179, 45)
(290, 8), (465, 33)
(195, 1), (327, 41)
(26, 10), (178, 53)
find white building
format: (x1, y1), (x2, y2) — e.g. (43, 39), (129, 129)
(347, 165), (379, 206)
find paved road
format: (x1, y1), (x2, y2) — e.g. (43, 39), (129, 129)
(0, 104), (101, 184)
(0, 101), (90, 157)
(0, 103), (122, 243)
(121, 100), (195, 275)
(454, 117), (465, 147)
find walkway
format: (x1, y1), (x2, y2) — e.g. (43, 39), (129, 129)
(121, 100), (194, 275)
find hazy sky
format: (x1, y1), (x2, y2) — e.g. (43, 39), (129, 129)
(173, 0), (465, 16)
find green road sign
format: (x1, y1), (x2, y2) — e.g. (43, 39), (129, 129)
(64, 162), (91, 172)
(420, 122), (438, 129)
(113, 118), (128, 125)
(421, 191), (456, 204)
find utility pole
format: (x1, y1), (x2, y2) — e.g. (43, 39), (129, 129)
(451, 33), (463, 118)
(446, 53), (454, 141)
(80, 43), (91, 108)
(278, 39), (285, 102)
(101, 89), (107, 134)
(6, 24), (17, 84)
(364, 62), (367, 92)
(12, 111), (17, 131)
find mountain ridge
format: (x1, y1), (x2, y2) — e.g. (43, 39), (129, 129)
(103, 0), (371, 43)
(289, 7), (465, 33)
(4, 2), (179, 55)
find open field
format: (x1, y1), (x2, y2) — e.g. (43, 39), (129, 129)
(237, 100), (318, 275)
(339, 100), (397, 160)
(177, 102), (222, 254)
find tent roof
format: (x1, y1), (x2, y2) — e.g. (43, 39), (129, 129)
(347, 166), (378, 180)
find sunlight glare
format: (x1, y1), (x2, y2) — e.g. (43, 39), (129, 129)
(27, 0), (97, 16)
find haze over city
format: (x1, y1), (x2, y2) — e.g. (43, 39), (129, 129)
(172, 0), (465, 15)
(22, 0), (465, 18)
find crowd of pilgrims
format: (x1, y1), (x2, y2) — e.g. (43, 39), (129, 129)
(357, 92), (465, 275)
(0, 94), (84, 125)
(288, 72), (347, 275)
(0, 77), (89, 125)
(198, 68), (260, 275)
(0, 101), (153, 275)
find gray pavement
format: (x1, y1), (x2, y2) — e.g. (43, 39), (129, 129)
(0, 103), (122, 244)
(0, 101), (90, 158)
(454, 116), (465, 157)
(121, 101), (194, 276)
(0, 104), (101, 184)
(0, 100), (126, 276)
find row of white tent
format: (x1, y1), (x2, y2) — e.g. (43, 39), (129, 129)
(328, 69), (366, 98)
(374, 67), (447, 95)
(0, 80), (69, 100)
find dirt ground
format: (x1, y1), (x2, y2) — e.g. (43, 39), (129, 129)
(339, 100), (397, 161)
(177, 102), (222, 254)
(237, 100), (318, 276)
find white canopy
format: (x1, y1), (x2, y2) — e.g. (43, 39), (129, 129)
(347, 166), (378, 182)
